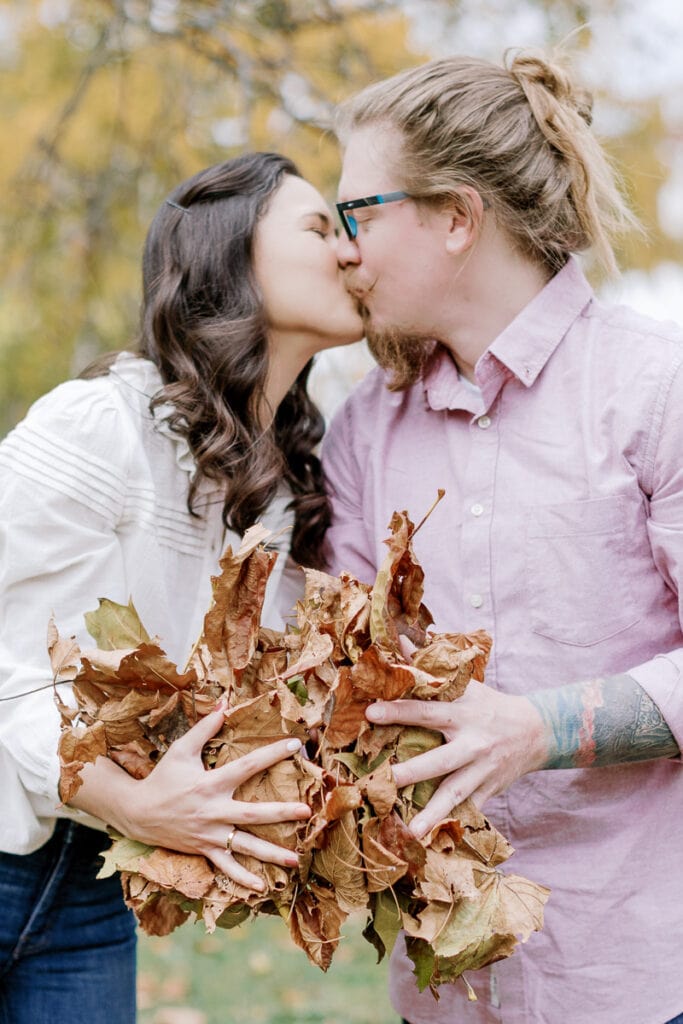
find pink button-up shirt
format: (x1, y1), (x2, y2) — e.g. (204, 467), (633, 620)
(323, 257), (683, 1024)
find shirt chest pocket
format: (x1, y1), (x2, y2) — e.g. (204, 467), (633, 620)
(525, 495), (641, 647)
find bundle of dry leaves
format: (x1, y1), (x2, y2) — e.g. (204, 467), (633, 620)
(52, 505), (549, 997)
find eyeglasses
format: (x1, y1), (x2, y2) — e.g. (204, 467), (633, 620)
(335, 191), (410, 241)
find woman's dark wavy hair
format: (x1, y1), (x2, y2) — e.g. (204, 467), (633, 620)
(89, 153), (330, 568)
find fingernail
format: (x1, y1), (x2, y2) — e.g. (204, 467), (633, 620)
(286, 853), (299, 867)
(252, 878), (266, 893)
(287, 738), (302, 752)
(214, 698), (227, 712)
(367, 703), (384, 722)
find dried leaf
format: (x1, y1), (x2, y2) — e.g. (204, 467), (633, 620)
(109, 739), (157, 779)
(129, 889), (192, 937)
(189, 539), (278, 689)
(324, 666), (370, 748)
(406, 867), (549, 980)
(369, 509), (433, 651)
(410, 631), (492, 700)
(359, 758), (397, 820)
(54, 505), (547, 994)
(286, 881), (347, 971)
(47, 617), (80, 683)
(361, 818), (409, 893)
(81, 643), (197, 691)
(129, 847), (216, 900)
(312, 812), (367, 914)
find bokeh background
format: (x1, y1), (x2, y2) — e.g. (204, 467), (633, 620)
(1, 0), (682, 440)
(1, 2), (681, 1021)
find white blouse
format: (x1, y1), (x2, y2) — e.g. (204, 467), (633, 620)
(0, 354), (299, 854)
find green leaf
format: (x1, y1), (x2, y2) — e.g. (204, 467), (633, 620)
(84, 597), (152, 650)
(405, 936), (436, 992)
(97, 836), (155, 878)
(411, 778), (440, 810)
(395, 725), (443, 762)
(362, 914), (385, 963)
(370, 889), (402, 960)
(215, 904), (251, 930)
(287, 674), (309, 706)
(333, 748), (390, 779)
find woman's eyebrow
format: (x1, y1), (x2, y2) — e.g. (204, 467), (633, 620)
(301, 209), (333, 228)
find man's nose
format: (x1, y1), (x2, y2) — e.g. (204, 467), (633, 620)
(336, 231), (361, 267)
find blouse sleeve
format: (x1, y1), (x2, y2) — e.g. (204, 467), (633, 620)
(0, 378), (131, 849)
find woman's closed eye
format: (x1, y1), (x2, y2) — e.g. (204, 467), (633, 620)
(305, 210), (335, 241)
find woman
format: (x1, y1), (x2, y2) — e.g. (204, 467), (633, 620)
(0, 152), (363, 1023)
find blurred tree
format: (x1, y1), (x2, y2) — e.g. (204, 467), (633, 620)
(0, 0), (424, 434)
(0, 0), (681, 435)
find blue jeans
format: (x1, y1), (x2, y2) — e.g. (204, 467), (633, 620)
(0, 820), (136, 1024)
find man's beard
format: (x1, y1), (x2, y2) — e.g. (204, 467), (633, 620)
(362, 310), (435, 392)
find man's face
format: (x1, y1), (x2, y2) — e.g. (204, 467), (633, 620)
(336, 127), (451, 385)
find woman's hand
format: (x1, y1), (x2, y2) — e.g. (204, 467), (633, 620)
(366, 683), (547, 838)
(73, 703), (311, 892)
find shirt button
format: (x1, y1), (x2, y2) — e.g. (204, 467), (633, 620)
(477, 415), (491, 429)
(470, 503), (484, 517)
(469, 594), (484, 608)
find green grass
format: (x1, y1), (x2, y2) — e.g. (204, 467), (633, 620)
(137, 913), (396, 1024)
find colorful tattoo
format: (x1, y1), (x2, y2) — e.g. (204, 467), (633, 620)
(528, 674), (679, 770)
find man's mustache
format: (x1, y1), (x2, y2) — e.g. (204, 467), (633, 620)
(344, 284), (369, 319)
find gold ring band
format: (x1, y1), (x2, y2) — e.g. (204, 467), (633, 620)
(225, 825), (237, 853)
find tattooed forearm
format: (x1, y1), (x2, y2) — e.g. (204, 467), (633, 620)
(527, 674), (680, 770)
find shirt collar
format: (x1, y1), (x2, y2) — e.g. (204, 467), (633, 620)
(423, 256), (594, 412)
(483, 256), (593, 387)
(422, 349), (482, 414)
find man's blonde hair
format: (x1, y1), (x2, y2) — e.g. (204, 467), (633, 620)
(337, 51), (638, 277)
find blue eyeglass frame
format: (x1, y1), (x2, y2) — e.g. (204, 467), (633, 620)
(335, 191), (410, 240)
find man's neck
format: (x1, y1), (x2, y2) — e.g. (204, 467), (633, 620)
(439, 251), (552, 382)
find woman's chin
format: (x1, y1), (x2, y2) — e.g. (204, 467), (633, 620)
(316, 322), (365, 351)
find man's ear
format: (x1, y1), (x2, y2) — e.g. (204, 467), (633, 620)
(444, 186), (487, 256)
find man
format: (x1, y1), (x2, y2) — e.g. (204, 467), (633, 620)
(323, 52), (683, 1024)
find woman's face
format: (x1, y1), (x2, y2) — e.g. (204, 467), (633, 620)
(253, 175), (364, 357)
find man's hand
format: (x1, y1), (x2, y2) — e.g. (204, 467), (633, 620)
(367, 673), (680, 839)
(366, 682), (547, 837)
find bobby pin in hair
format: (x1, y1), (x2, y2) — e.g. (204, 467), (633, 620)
(165, 198), (189, 213)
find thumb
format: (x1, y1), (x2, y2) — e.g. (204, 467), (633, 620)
(173, 699), (227, 758)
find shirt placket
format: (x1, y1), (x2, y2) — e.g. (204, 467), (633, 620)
(460, 401), (526, 1020)
(455, 406), (500, 687)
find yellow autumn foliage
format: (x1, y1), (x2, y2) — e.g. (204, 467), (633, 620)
(0, 0), (680, 435)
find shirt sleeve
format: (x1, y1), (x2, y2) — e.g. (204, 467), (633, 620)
(627, 354), (683, 748)
(322, 397), (378, 585)
(0, 379), (131, 842)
